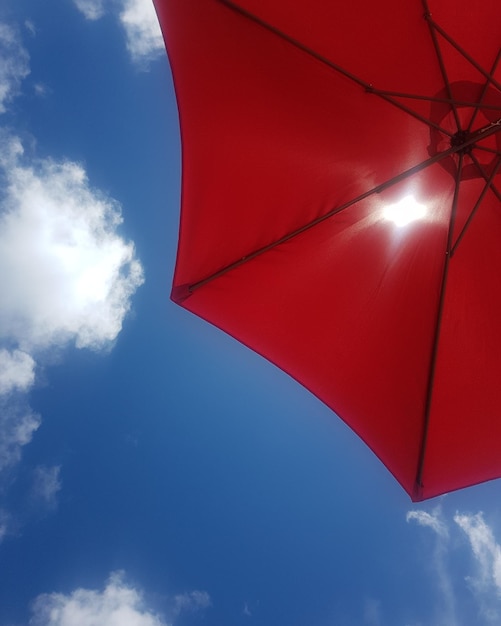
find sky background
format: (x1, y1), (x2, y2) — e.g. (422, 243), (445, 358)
(0, 1), (501, 625)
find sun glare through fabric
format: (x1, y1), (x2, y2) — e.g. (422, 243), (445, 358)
(383, 195), (427, 227)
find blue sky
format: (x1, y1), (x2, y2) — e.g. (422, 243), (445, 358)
(0, 1), (501, 625)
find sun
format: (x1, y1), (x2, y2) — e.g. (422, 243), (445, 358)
(383, 195), (427, 227)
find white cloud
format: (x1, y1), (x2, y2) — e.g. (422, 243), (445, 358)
(118, 0), (164, 65)
(31, 572), (212, 626)
(31, 572), (169, 626)
(0, 135), (144, 352)
(0, 22), (30, 113)
(73, 0), (107, 21)
(0, 13), (143, 528)
(407, 508), (501, 625)
(0, 134), (143, 475)
(32, 465), (62, 509)
(71, 0), (164, 65)
(0, 348), (35, 395)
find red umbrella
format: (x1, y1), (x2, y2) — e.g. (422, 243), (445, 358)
(154, 0), (501, 500)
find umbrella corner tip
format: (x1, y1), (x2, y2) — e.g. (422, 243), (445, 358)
(171, 283), (192, 304)
(411, 481), (425, 502)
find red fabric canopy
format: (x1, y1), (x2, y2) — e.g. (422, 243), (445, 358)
(155, 0), (501, 500)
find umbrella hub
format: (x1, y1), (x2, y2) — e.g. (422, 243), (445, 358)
(429, 81), (501, 181)
(450, 129), (473, 154)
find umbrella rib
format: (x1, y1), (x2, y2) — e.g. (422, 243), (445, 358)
(217, 0), (452, 136)
(370, 89), (501, 112)
(217, 0), (368, 87)
(470, 152), (501, 204)
(414, 153), (464, 497)
(422, 0), (461, 129)
(425, 16), (501, 93)
(450, 157), (501, 257)
(467, 48), (501, 133)
(187, 140), (480, 295)
(374, 91), (454, 136)
(475, 145), (501, 156)
(469, 151), (501, 203)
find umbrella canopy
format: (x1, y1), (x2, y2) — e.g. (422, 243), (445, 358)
(154, 0), (501, 501)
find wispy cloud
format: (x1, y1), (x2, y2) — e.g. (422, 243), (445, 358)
(0, 510), (10, 543)
(407, 507), (501, 626)
(71, 0), (164, 65)
(407, 506), (457, 625)
(363, 597), (382, 626)
(0, 382), (40, 478)
(34, 82), (50, 98)
(0, 396), (40, 472)
(31, 465), (62, 509)
(24, 20), (37, 36)
(406, 509), (449, 539)
(454, 512), (501, 623)
(0, 22), (30, 113)
(0, 348), (35, 395)
(172, 590), (211, 616)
